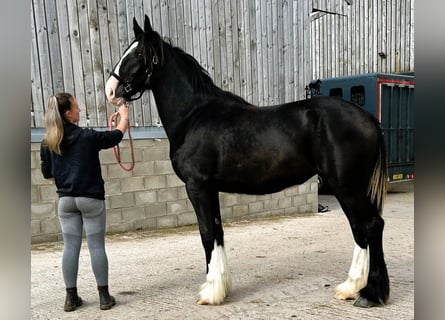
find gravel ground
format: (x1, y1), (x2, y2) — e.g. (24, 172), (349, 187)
(31, 187), (413, 320)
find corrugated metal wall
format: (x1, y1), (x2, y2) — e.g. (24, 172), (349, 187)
(31, 0), (414, 129)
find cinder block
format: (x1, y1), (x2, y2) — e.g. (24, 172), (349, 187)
(158, 188), (178, 202)
(167, 200), (188, 214)
(105, 180), (121, 195)
(119, 147), (142, 163)
(311, 203), (319, 212)
(298, 204), (313, 213)
(107, 221), (134, 234)
(134, 217), (157, 230)
(272, 191), (285, 199)
(154, 160), (174, 174)
(177, 186), (188, 200)
(120, 176), (145, 192)
(32, 234), (61, 244)
(298, 183), (308, 194)
(220, 207), (233, 220)
(285, 186), (299, 197)
(157, 215), (177, 229)
(106, 208), (122, 225)
(31, 220), (41, 236)
(107, 164), (133, 179)
(31, 202), (56, 219)
(41, 217), (61, 235)
(285, 207), (298, 215)
(132, 161), (155, 176)
(310, 181), (318, 192)
(146, 203), (167, 218)
(186, 199), (194, 211)
(101, 165), (108, 179)
(177, 212), (197, 226)
(31, 151), (39, 169)
(249, 202), (264, 214)
(144, 175), (166, 190)
(256, 194), (271, 201)
(220, 193), (240, 207)
(31, 142), (41, 151)
(31, 169), (49, 185)
(135, 190), (157, 205)
(278, 197), (292, 209)
(144, 147), (168, 161)
(239, 195), (257, 204)
(31, 186), (39, 202)
(39, 185), (57, 201)
(104, 197), (110, 209)
(293, 195), (306, 207)
(306, 193), (318, 205)
(122, 206), (146, 221)
(264, 198), (279, 211)
(109, 193), (134, 209)
(233, 204), (248, 217)
(99, 149), (119, 164)
(133, 139), (157, 147)
(166, 174), (184, 188)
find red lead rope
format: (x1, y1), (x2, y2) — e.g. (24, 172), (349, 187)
(108, 112), (135, 171)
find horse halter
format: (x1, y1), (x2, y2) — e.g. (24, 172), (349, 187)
(110, 53), (159, 102)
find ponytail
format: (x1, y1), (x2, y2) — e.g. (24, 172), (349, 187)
(43, 93), (73, 154)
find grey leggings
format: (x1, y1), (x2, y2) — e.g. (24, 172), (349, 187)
(58, 197), (109, 288)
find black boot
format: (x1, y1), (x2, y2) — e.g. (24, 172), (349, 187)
(98, 285), (116, 310)
(64, 287), (82, 312)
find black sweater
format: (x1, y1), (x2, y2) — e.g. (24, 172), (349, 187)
(40, 123), (124, 200)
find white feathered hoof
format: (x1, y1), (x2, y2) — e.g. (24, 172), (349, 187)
(334, 280), (359, 300)
(197, 241), (232, 305)
(335, 243), (369, 300)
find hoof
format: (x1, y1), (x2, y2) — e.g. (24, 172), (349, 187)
(334, 290), (357, 301)
(334, 281), (358, 300)
(197, 299), (209, 305)
(353, 296), (384, 308)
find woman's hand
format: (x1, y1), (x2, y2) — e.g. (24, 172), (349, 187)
(118, 104), (129, 121)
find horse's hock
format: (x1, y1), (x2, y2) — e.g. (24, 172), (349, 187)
(31, 138), (318, 244)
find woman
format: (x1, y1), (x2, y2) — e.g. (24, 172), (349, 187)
(40, 93), (129, 311)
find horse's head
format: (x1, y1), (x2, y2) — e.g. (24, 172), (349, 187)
(106, 15), (162, 105)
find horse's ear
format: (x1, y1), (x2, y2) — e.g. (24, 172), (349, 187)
(133, 17), (143, 37)
(144, 14), (153, 33)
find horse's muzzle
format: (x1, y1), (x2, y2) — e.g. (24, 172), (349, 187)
(105, 75), (125, 106)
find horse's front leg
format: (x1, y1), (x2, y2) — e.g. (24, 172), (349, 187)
(185, 182), (232, 305)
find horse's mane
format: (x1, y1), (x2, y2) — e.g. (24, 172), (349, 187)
(161, 38), (249, 105)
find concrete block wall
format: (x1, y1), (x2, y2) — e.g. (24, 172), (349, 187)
(31, 138), (318, 244)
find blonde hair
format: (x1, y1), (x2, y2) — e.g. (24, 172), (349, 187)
(43, 93), (73, 155)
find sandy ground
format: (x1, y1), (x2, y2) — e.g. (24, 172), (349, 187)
(31, 186), (413, 319)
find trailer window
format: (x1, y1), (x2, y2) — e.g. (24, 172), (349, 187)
(329, 88), (343, 98)
(351, 86), (365, 106)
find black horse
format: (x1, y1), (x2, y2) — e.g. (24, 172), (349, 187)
(106, 15), (389, 308)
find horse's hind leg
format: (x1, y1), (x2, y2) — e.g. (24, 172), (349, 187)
(334, 242), (369, 301)
(334, 192), (389, 307)
(185, 182), (232, 305)
(354, 214), (389, 307)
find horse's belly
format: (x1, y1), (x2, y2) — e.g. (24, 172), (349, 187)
(214, 163), (312, 195)
(217, 179), (297, 195)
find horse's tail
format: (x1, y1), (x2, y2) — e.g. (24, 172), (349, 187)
(367, 118), (388, 215)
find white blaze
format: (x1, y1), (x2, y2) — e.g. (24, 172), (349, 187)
(105, 41), (139, 105)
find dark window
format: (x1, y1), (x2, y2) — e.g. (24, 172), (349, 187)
(351, 85), (365, 106)
(329, 88), (343, 98)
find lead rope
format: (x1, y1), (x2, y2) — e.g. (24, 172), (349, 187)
(108, 112), (135, 171)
